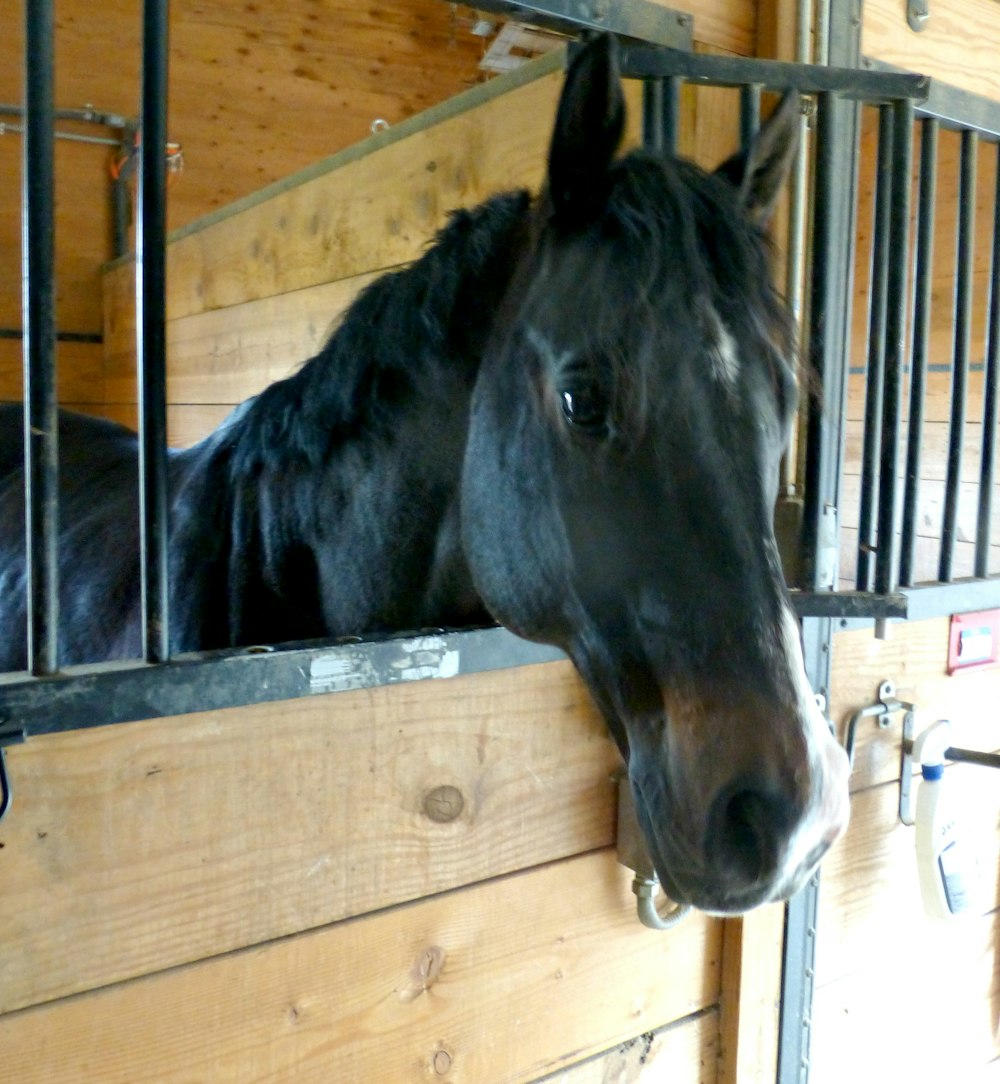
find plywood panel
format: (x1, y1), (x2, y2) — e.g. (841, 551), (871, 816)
(811, 778), (999, 1083)
(0, 339), (125, 407)
(863, 0), (1000, 103)
(540, 1010), (718, 1084)
(0, 851), (722, 1084)
(0, 660), (623, 1013)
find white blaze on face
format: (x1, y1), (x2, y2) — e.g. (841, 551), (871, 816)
(702, 303), (741, 389)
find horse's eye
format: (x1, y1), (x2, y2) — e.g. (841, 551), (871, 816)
(560, 386), (608, 435)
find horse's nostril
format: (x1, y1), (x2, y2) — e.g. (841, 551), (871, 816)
(707, 781), (793, 885)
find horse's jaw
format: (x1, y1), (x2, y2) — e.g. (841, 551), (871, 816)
(569, 616), (851, 916)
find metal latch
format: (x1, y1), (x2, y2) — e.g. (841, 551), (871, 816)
(616, 773), (691, 930)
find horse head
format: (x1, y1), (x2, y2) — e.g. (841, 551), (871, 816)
(461, 35), (850, 914)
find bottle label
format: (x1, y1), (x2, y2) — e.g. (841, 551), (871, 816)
(938, 840), (971, 914)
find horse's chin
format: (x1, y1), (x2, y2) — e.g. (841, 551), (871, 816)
(629, 779), (810, 916)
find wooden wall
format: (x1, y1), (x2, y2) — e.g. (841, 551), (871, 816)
(0, 656), (736, 1082)
(817, 618), (1000, 1083)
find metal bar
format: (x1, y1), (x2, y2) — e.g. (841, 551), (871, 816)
(661, 74), (681, 155)
(740, 82), (761, 149)
(901, 118), (939, 586)
(943, 746), (1000, 770)
(0, 628), (565, 740)
(874, 99), (915, 617)
(476, 0), (694, 49)
(642, 78), (664, 152)
(939, 130), (978, 582)
(975, 140), (1000, 576)
(856, 105), (894, 592)
(0, 102), (131, 128)
(136, 0), (171, 664)
(616, 45), (929, 101)
(788, 590), (908, 620)
(22, 0), (60, 677)
(802, 92), (848, 590)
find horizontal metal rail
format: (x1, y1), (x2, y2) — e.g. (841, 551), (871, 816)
(616, 45), (930, 101)
(0, 627), (565, 740)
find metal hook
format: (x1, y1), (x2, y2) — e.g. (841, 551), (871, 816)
(615, 772), (691, 931)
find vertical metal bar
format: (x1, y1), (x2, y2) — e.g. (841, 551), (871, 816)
(642, 78), (663, 153)
(740, 83), (761, 150)
(22, 0), (60, 675)
(901, 118), (939, 587)
(802, 92), (857, 591)
(939, 129), (977, 583)
(875, 99), (915, 624)
(856, 105), (894, 592)
(976, 140), (1000, 577)
(136, 0), (171, 663)
(661, 75), (681, 156)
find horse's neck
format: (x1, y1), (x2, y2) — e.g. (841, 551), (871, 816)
(187, 190), (533, 646)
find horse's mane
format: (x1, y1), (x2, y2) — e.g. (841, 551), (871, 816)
(224, 190), (532, 475)
(603, 149), (793, 356)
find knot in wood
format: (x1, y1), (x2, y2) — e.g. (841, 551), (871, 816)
(433, 1048), (453, 1076)
(422, 784), (464, 823)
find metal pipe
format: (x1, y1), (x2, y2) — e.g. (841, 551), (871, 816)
(975, 139), (1000, 576)
(661, 75), (681, 155)
(1, 121), (122, 147)
(939, 129), (977, 582)
(857, 104), (894, 592)
(740, 82), (761, 149)
(802, 91), (839, 589)
(22, 0), (60, 676)
(901, 118), (939, 586)
(642, 78), (663, 153)
(136, 0), (171, 664)
(874, 99), (915, 624)
(0, 102), (130, 128)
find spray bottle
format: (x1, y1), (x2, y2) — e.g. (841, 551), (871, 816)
(912, 719), (980, 920)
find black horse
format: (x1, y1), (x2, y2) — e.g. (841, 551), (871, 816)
(0, 36), (849, 913)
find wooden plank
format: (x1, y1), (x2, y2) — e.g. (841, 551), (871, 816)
(539, 1010), (718, 1084)
(717, 904), (784, 1084)
(829, 618), (1000, 793)
(863, 0), (1000, 103)
(843, 417), (990, 483)
(811, 906), (999, 1084)
(839, 471), (1000, 543)
(0, 660), (623, 1013)
(817, 777), (1000, 985)
(837, 526), (1000, 587)
(0, 339), (124, 406)
(0, 850), (723, 1084)
(105, 270), (379, 400)
(811, 777), (999, 1082)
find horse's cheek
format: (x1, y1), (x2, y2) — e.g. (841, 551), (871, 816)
(461, 424), (567, 644)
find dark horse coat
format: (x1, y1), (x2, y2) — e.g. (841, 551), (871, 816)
(0, 37), (851, 914)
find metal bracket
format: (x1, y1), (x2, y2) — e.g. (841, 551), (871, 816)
(615, 773), (691, 930)
(844, 682), (1000, 827)
(907, 0), (930, 32)
(0, 721), (27, 822)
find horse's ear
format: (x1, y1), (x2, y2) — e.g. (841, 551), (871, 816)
(715, 90), (800, 225)
(547, 34), (626, 226)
